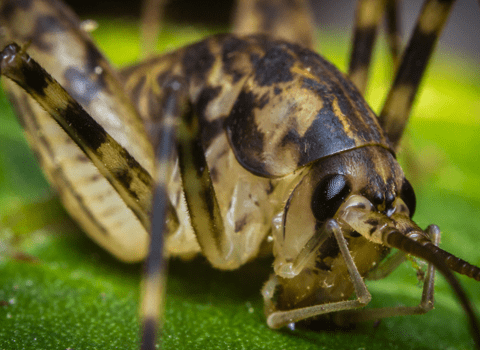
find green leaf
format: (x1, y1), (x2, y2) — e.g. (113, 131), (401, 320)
(1, 16), (479, 350)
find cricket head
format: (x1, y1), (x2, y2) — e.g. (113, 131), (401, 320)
(263, 146), (480, 345)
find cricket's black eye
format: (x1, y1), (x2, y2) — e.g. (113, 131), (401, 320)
(311, 174), (351, 223)
(401, 179), (416, 217)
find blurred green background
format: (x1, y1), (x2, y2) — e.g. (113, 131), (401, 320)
(0, 1), (480, 349)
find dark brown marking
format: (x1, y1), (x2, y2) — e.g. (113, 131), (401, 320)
(221, 36), (250, 83)
(254, 43), (295, 86)
(225, 90), (267, 175)
(75, 153), (90, 163)
(256, 92), (270, 109)
(0, 0), (32, 21)
(348, 26), (377, 74)
(200, 115), (226, 149)
(114, 167), (133, 189)
(354, 203), (366, 210)
(282, 196), (291, 241)
(196, 85), (222, 118)
(195, 86), (224, 146)
(88, 173), (102, 182)
(189, 137), (207, 178)
(296, 42), (386, 144)
(318, 234), (341, 260)
(315, 258), (332, 272)
(61, 102), (108, 151)
(183, 40), (216, 84)
(84, 40), (108, 88)
(394, 29), (438, 89)
(14, 52), (49, 97)
(214, 146), (229, 162)
(209, 166), (218, 183)
(349, 231), (362, 238)
(235, 215), (248, 233)
(24, 15), (64, 52)
(372, 192), (385, 205)
(266, 181), (274, 194)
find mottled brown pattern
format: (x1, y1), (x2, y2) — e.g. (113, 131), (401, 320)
(2, 0), (479, 346)
(124, 34), (393, 178)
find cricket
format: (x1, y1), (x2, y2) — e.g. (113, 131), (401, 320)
(0, 0), (479, 349)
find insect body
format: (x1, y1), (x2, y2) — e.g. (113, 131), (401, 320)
(1, 0), (480, 349)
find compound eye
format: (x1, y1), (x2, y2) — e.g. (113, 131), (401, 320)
(311, 174), (351, 223)
(401, 179), (416, 217)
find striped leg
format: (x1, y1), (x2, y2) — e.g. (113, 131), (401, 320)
(379, 0), (456, 148)
(232, 0), (316, 49)
(176, 94), (231, 269)
(0, 41), (165, 349)
(0, 43), (153, 229)
(385, 0), (401, 68)
(140, 0), (167, 59)
(348, 0), (401, 95)
(140, 77), (186, 350)
(0, 42), (177, 350)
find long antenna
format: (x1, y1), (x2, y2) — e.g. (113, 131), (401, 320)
(384, 229), (480, 348)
